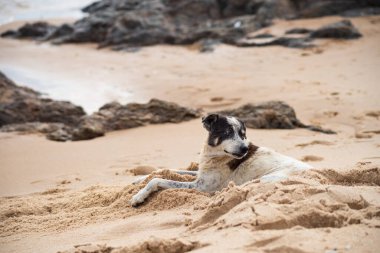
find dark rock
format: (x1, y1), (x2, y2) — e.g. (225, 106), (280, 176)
(235, 36), (314, 48)
(341, 7), (380, 17)
(111, 45), (141, 53)
(238, 19), (363, 49)
(285, 28), (313, 34)
(0, 72), (202, 141)
(1, 122), (73, 142)
(96, 99), (201, 129)
(0, 72), (86, 127)
(1, 122), (67, 134)
(218, 101), (304, 129)
(45, 24), (74, 41)
(217, 101), (335, 134)
(65, 99), (201, 141)
(310, 19), (362, 39)
(2, 0), (378, 50)
(1, 22), (57, 39)
(269, 37), (314, 48)
(46, 128), (73, 142)
(288, 0), (380, 18)
(71, 117), (105, 141)
(249, 33), (275, 39)
(198, 39), (220, 53)
(0, 73), (335, 141)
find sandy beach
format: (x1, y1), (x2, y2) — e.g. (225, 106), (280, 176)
(0, 6), (380, 253)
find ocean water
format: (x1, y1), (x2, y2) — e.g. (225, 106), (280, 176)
(1, 65), (132, 114)
(0, 0), (135, 113)
(0, 0), (95, 25)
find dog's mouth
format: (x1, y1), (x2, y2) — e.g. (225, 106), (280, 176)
(224, 150), (247, 159)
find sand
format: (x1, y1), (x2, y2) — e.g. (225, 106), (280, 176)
(1, 165), (379, 253)
(0, 15), (380, 253)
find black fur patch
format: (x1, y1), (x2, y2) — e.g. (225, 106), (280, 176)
(227, 143), (259, 171)
(205, 115), (244, 146)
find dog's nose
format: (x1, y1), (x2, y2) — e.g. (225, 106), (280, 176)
(240, 146), (248, 154)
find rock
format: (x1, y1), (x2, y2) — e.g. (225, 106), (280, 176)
(285, 28), (313, 34)
(2, 0), (378, 50)
(1, 122), (73, 142)
(0, 72), (201, 141)
(236, 19), (363, 49)
(94, 98), (201, 130)
(1, 122), (66, 134)
(0, 73), (336, 140)
(46, 128), (73, 142)
(237, 19), (363, 48)
(289, 0), (380, 18)
(218, 101), (303, 129)
(0, 73), (335, 141)
(0, 22), (57, 39)
(69, 98), (201, 140)
(235, 36), (314, 48)
(0, 72), (86, 127)
(341, 7), (380, 17)
(45, 24), (74, 40)
(71, 117), (105, 141)
(310, 19), (362, 39)
(217, 101), (335, 134)
(198, 39), (220, 53)
(249, 33), (275, 39)
(270, 37), (314, 48)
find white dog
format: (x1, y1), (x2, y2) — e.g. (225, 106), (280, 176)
(131, 114), (312, 206)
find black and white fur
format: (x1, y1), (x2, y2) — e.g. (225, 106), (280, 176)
(130, 114), (312, 206)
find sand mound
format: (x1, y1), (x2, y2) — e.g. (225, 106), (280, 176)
(192, 183), (248, 228)
(306, 166), (380, 186)
(59, 238), (204, 253)
(129, 166), (157, 176)
(190, 165), (380, 232)
(0, 169), (207, 237)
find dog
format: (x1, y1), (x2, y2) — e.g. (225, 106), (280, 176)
(130, 113), (312, 206)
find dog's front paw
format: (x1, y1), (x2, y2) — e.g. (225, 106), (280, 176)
(132, 175), (149, 185)
(130, 193), (144, 207)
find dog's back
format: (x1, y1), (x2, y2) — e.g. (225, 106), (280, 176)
(231, 146), (312, 185)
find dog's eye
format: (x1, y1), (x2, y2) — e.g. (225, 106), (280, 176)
(239, 130), (246, 139)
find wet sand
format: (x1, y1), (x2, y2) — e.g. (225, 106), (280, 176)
(0, 15), (380, 253)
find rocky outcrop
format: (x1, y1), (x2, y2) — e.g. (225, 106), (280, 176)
(0, 22), (57, 39)
(93, 99), (201, 130)
(218, 101), (336, 134)
(70, 99), (202, 141)
(0, 72), (85, 127)
(0, 72), (334, 141)
(1, 0), (378, 51)
(310, 19), (362, 39)
(0, 71), (201, 141)
(234, 36), (314, 48)
(236, 19), (362, 48)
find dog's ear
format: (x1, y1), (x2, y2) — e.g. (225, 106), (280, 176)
(237, 119), (246, 130)
(202, 114), (219, 131)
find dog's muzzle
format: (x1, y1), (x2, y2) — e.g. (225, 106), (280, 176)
(225, 145), (249, 159)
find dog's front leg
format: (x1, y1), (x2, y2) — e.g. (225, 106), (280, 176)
(173, 170), (198, 176)
(130, 178), (196, 207)
(132, 175), (149, 185)
(132, 170), (197, 185)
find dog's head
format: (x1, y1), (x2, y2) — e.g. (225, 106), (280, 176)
(202, 114), (249, 159)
